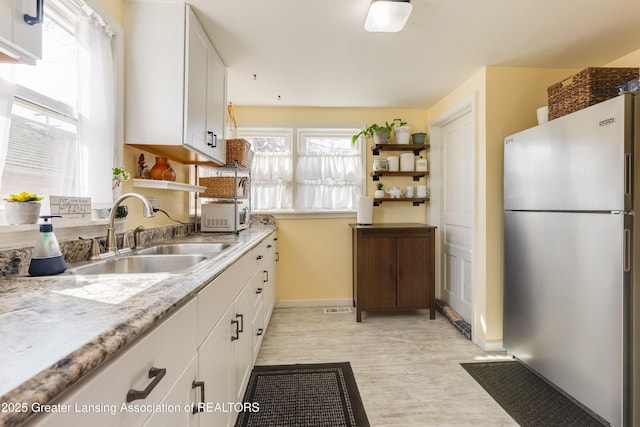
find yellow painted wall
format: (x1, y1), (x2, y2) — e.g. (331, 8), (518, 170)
(234, 106), (429, 302)
(426, 66), (578, 345)
(606, 48), (640, 67)
(96, 0), (124, 26)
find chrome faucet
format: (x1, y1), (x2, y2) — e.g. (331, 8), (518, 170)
(106, 193), (155, 254)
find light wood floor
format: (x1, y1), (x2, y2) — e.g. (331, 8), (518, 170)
(255, 307), (518, 427)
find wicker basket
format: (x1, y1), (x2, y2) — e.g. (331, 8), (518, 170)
(226, 138), (253, 168)
(547, 67), (639, 120)
(199, 176), (250, 198)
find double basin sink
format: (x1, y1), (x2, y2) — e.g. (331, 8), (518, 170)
(68, 243), (233, 275)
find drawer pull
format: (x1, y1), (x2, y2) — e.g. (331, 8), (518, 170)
(256, 287), (263, 294)
(256, 328), (264, 336)
(126, 367), (166, 402)
(267, 244), (272, 248)
(231, 319), (240, 341)
(24, 0), (44, 25)
(256, 255), (263, 260)
(191, 381), (205, 414)
(236, 313), (244, 333)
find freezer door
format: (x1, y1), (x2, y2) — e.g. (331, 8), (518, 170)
(504, 211), (626, 426)
(504, 94), (633, 212)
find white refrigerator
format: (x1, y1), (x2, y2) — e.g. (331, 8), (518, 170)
(503, 93), (639, 426)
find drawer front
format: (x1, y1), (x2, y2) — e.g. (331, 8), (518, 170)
(251, 302), (265, 364)
(29, 299), (198, 427)
(197, 251), (253, 346)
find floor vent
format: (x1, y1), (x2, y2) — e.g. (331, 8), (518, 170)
(323, 307), (352, 314)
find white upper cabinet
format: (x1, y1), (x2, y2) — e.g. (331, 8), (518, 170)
(0, 0), (42, 64)
(125, 0), (227, 166)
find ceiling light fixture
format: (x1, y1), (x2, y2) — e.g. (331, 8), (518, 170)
(365, 0), (413, 33)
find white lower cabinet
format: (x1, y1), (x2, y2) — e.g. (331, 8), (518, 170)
(231, 282), (253, 403)
(26, 232), (276, 427)
(28, 299), (198, 427)
(142, 355), (199, 427)
(196, 305), (233, 427)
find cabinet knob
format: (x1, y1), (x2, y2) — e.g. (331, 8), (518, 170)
(256, 328), (264, 336)
(256, 287), (263, 294)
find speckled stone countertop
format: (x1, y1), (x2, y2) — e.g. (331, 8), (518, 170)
(0, 225), (275, 427)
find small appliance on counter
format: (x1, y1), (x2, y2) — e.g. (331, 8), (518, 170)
(200, 199), (250, 232)
(29, 215), (66, 276)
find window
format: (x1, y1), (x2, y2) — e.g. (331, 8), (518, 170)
(0, 0), (118, 224)
(237, 126), (364, 213)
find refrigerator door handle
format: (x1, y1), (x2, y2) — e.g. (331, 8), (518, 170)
(625, 153), (632, 196)
(624, 228), (632, 272)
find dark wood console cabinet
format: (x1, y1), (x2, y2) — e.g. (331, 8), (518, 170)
(350, 223), (436, 322)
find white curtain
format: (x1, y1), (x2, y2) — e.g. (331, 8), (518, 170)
(76, 9), (116, 208)
(0, 69), (15, 192)
(252, 151), (293, 210)
(295, 152), (362, 211)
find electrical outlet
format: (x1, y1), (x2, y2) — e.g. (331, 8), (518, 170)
(148, 198), (161, 210)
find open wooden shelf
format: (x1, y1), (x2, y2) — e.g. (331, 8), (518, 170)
(374, 197), (429, 206)
(132, 178), (206, 192)
(370, 171), (428, 181)
(371, 143), (429, 155)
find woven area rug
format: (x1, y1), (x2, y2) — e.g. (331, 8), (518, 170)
(235, 362), (370, 427)
(461, 361), (608, 427)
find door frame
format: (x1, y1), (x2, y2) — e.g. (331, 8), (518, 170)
(428, 94), (477, 341)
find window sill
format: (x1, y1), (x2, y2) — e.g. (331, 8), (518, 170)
(0, 219), (125, 250)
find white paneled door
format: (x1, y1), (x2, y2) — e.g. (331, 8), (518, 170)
(441, 110), (474, 323)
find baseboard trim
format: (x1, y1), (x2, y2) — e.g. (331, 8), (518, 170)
(474, 336), (505, 352)
(275, 298), (353, 308)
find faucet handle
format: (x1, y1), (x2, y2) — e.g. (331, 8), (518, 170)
(133, 226), (146, 250)
(79, 236), (101, 261)
(120, 230), (134, 254)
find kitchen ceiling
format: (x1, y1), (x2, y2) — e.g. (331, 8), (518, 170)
(188, 0), (640, 109)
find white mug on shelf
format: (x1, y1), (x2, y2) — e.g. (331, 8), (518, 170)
(417, 185), (430, 198)
(405, 186), (414, 198)
(387, 156), (399, 171)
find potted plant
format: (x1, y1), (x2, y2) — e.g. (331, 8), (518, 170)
(112, 166), (131, 200)
(352, 121), (395, 145)
(3, 192), (43, 224)
(393, 118), (411, 144)
(374, 183), (385, 198)
(411, 132), (428, 144)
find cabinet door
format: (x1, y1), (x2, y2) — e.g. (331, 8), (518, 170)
(198, 306), (234, 427)
(232, 283), (253, 402)
(262, 234), (277, 325)
(28, 300), (198, 427)
(359, 236), (396, 309)
(396, 237), (430, 308)
(142, 355), (199, 427)
(206, 46), (226, 164)
(184, 7), (209, 156)
(0, 0), (41, 64)
(0, 0), (12, 50)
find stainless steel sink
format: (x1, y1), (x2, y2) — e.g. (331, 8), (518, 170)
(68, 254), (209, 275)
(135, 243), (232, 255)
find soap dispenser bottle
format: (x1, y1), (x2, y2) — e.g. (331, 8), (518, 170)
(29, 215), (67, 276)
